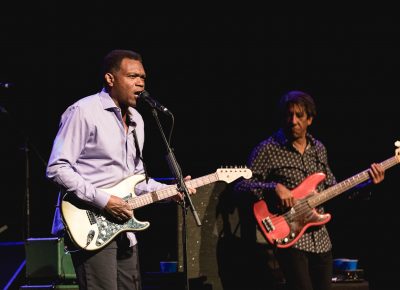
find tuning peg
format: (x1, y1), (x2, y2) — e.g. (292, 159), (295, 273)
(395, 141), (400, 148)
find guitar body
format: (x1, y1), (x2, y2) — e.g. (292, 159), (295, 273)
(253, 173), (331, 248)
(254, 143), (400, 248)
(61, 174), (150, 251)
(61, 167), (253, 251)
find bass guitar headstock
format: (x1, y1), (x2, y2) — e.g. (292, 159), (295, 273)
(395, 140), (400, 162)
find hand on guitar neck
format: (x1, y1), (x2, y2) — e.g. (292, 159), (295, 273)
(368, 163), (385, 184)
(170, 175), (197, 203)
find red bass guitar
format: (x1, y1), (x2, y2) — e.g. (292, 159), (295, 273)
(253, 141), (400, 248)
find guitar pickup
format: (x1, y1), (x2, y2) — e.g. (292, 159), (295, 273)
(262, 216), (275, 232)
(87, 211), (97, 225)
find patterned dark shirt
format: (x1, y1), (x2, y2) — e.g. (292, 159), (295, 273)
(235, 129), (337, 253)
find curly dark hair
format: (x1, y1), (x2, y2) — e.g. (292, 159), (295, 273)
(278, 90), (317, 119)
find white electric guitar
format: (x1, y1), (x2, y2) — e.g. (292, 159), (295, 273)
(61, 167), (252, 251)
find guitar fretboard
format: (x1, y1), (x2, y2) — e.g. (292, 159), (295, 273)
(127, 173), (219, 209)
(309, 155), (399, 208)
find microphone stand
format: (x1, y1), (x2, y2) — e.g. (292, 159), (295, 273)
(150, 108), (201, 290)
(22, 136), (31, 240)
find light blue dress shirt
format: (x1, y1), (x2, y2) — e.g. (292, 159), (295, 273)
(46, 89), (166, 246)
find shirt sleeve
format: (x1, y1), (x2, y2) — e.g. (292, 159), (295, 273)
(234, 142), (277, 199)
(135, 178), (168, 195)
(46, 105), (110, 209)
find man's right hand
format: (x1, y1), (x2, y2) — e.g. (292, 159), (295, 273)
(104, 195), (133, 222)
(275, 183), (295, 208)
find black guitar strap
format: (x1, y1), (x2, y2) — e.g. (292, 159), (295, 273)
(132, 128), (149, 184)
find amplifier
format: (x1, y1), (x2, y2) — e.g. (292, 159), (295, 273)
(25, 237), (76, 281)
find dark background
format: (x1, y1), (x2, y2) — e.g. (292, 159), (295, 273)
(1, 5), (399, 289)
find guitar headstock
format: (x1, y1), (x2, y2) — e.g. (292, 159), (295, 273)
(216, 166), (252, 183)
(395, 140), (400, 162)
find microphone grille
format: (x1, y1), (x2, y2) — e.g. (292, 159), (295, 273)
(139, 90), (150, 98)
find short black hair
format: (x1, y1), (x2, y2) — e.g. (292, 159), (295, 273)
(102, 49), (143, 81)
(278, 90), (317, 118)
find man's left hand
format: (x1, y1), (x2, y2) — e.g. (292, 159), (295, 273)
(369, 163), (385, 184)
(173, 175), (196, 202)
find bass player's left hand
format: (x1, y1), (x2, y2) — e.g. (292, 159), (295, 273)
(369, 163), (385, 184)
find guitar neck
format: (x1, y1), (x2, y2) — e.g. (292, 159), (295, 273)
(128, 173), (219, 209)
(309, 155), (399, 208)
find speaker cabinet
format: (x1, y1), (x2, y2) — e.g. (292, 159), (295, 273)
(177, 182), (282, 290)
(25, 237), (76, 282)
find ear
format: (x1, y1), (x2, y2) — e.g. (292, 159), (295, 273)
(105, 73), (114, 87)
(307, 116), (313, 126)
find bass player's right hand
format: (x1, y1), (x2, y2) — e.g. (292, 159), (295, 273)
(275, 183), (295, 208)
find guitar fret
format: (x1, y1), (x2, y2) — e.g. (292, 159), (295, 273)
(161, 188), (176, 199)
(189, 174), (216, 187)
(197, 178), (206, 186)
(194, 179), (204, 187)
(151, 192), (159, 202)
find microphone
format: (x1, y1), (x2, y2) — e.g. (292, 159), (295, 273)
(0, 82), (14, 88)
(138, 90), (172, 115)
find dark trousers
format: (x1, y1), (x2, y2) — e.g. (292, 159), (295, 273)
(276, 248), (332, 290)
(67, 234), (142, 290)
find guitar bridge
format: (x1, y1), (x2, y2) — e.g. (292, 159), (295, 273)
(262, 216), (275, 232)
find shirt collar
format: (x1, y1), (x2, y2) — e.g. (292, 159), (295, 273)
(99, 88), (118, 110)
(98, 88), (139, 128)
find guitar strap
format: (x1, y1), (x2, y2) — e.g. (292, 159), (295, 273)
(132, 128), (149, 184)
